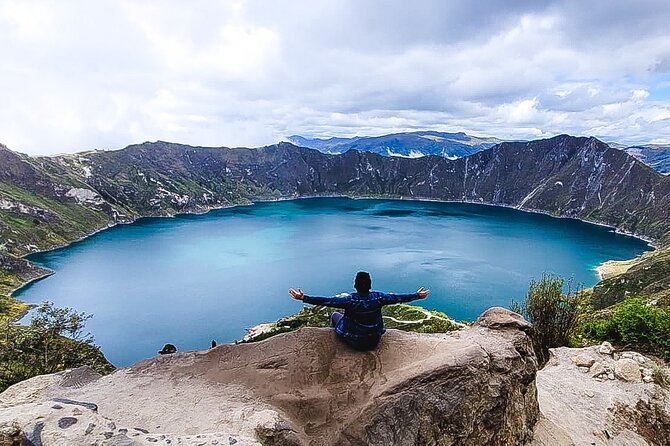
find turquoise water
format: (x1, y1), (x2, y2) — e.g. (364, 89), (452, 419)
(16, 198), (650, 366)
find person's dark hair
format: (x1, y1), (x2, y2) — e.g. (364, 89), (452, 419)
(354, 271), (372, 295)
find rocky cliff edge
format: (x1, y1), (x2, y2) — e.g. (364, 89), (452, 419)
(0, 307), (538, 445)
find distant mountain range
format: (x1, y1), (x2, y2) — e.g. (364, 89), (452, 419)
(288, 132), (670, 175)
(621, 145), (670, 175)
(287, 131), (502, 159)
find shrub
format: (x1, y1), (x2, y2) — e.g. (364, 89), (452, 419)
(512, 273), (586, 366)
(0, 301), (114, 392)
(579, 298), (670, 359)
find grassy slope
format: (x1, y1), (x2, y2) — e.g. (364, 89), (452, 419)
(0, 181), (112, 253)
(591, 245), (670, 309)
(0, 254), (53, 320)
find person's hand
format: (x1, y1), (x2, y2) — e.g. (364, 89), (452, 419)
(417, 287), (430, 299)
(289, 288), (305, 300)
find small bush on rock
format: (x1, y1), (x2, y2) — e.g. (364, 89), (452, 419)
(512, 273), (586, 366)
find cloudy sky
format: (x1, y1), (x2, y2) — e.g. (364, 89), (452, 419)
(2, 0), (670, 154)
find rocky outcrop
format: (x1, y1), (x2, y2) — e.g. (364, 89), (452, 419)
(532, 344), (670, 446)
(0, 307), (538, 446)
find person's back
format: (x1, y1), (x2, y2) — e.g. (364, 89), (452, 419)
(289, 271), (430, 350)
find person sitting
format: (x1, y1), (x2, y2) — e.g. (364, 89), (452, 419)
(288, 271), (429, 351)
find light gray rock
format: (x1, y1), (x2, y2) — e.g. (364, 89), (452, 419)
(571, 353), (595, 368)
(0, 307), (539, 446)
(615, 358), (642, 383)
(473, 306), (532, 332)
(532, 345), (670, 446)
(598, 341), (614, 355)
(590, 361), (605, 378)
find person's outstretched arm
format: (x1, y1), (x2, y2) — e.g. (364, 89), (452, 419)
(288, 288), (352, 308)
(380, 287), (430, 305)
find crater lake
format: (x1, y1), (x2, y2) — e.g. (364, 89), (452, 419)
(15, 197), (651, 366)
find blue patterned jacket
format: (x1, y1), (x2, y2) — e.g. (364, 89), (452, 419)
(303, 291), (420, 349)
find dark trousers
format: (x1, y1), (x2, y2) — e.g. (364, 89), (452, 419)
(330, 311), (380, 351)
(330, 311), (344, 327)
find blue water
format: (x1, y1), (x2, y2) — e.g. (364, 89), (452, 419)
(16, 198), (650, 366)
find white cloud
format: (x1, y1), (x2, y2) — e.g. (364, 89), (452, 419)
(1, 0), (670, 154)
(632, 89), (650, 101)
(0, 0), (54, 41)
(499, 98), (541, 124)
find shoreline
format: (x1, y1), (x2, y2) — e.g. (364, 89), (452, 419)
(8, 197), (268, 300)
(595, 260), (633, 281)
(288, 194), (658, 248)
(7, 193), (656, 303)
(4, 268), (56, 322)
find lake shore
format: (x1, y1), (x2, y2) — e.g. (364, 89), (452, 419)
(595, 258), (639, 281)
(7, 193), (656, 312)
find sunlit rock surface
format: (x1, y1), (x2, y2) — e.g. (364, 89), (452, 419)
(0, 307), (538, 445)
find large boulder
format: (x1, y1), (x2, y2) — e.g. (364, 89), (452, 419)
(532, 345), (670, 446)
(614, 358), (642, 383)
(0, 307), (538, 446)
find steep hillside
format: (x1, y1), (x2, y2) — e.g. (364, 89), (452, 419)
(52, 135), (670, 242)
(592, 247), (670, 309)
(287, 131), (501, 158)
(0, 145), (116, 256)
(1, 134), (669, 306)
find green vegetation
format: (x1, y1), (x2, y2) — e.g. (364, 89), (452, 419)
(0, 301), (114, 392)
(0, 181), (112, 257)
(0, 296), (29, 321)
(275, 305), (332, 329)
(382, 304), (426, 322)
(382, 305), (464, 332)
(512, 273), (586, 366)
(240, 303), (463, 343)
(0, 253), (52, 322)
(578, 298), (670, 360)
(510, 270), (670, 365)
(591, 245), (670, 309)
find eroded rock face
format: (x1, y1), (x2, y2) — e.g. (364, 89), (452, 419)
(0, 307), (538, 446)
(532, 345), (670, 446)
